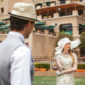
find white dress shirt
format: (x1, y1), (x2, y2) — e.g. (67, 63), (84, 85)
(9, 32), (32, 85)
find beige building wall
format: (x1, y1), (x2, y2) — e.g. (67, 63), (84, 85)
(0, 0), (34, 47)
(0, 0), (9, 20)
(0, 0), (85, 58)
(32, 32), (57, 58)
(0, 0), (33, 21)
(41, 16), (81, 36)
(0, 34), (7, 41)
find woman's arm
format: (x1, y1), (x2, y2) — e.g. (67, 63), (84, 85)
(56, 59), (62, 71)
(54, 54), (62, 71)
(62, 61), (77, 74)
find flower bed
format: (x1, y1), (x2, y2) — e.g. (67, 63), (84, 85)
(76, 69), (85, 72)
(35, 68), (47, 71)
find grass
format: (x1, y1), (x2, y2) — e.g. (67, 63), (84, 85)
(33, 76), (85, 85)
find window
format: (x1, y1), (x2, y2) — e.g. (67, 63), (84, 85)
(60, 24), (72, 34)
(1, 8), (4, 15)
(59, 11), (65, 16)
(78, 10), (83, 15)
(59, 0), (66, 4)
(79, 24), (85, 34)
(80, 0), (83, 2)
(80, 48), (85, 57)
(59, 9), (72, 16)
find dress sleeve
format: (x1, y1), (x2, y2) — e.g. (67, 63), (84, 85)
(54, 55), (62, 70)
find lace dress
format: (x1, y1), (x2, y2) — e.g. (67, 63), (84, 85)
(55, 53), (77, 85)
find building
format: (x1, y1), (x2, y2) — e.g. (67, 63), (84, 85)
(0, 0), (34, 48)
(0, 0), (33, 21)
(0, 0), (85, 62)
(32, 0), (85, 60)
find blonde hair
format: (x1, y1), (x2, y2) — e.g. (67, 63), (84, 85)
(69, 50), (75, 65)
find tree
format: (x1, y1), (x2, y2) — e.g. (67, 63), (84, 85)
(56, 32), (73, 46)
(80, 32), (85, 49)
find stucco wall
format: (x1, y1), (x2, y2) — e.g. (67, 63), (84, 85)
(32, 32), (57, 58)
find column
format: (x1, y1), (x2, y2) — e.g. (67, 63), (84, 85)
(37, 15), (42, 20)
(66, 0), (71, 4)
(72, 26), (79, 35)
(44, 30), (49, 35)
(72, 10), (78, 16)
(53, 12), (59, 18)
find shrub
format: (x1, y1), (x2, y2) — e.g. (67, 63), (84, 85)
(78, 63), (85, 69)
(34, 63), (50, 70)
(80, 32), (85, 49)
(34, 63), (85, 71)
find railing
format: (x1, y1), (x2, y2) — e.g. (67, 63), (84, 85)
(78, 57), (85, 63)
(33, 57), (53, 63)
(33, 57), (85, 63)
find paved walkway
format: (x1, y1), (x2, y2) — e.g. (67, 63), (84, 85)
(34, 71), (85, 78)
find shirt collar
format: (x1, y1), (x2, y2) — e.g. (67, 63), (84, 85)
(8, 31), (25, 43)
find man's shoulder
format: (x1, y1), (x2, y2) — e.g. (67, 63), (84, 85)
(16, 45), (31, 52)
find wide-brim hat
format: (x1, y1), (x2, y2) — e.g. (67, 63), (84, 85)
(8, 2), (39, 21)
(55, 37), (81, 55)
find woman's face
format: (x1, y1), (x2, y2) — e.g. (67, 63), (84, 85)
(64, 42), (71, 51)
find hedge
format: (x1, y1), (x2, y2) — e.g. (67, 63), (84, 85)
(34, 63), (50, 70)
(34, 63), (85, 70)
(78, 63), (85, 69)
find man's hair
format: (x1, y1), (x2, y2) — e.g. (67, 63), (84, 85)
(10, 16), (29, 31)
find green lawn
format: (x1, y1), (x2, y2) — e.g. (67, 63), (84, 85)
(33, 76), (85, 85)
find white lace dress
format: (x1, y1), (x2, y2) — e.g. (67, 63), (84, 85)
(55, 53), (77, 85)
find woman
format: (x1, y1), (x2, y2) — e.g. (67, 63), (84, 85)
(54, 37), (81, 85)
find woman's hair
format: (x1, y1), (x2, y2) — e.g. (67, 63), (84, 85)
(69, 49), (75, 65)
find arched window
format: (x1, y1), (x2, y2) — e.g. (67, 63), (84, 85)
(60, 24), (72, 34)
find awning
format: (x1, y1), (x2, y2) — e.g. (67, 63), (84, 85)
(49, 25), (55, 29)
(35, 22), (45, 26)
(38, 25), (49, 29)
(64, 31), (72, 34)
(0, 22), (6, 25)
(0, 27), (4, 31)
(45, 1), (52, 4)
(36, 25), (55, 30)
(3, 24), (10, 28)
(2, 18), (9, 21)
(35, 3), (43, 6)
(0, 24), (10, 31)
(79, 24), (85, 28)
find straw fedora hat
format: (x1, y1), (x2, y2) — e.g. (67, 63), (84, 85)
(9, 2), (38, 21)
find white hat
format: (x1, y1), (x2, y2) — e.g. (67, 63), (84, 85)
(55, 37), (81, 55)
(9, 2), (38, 21)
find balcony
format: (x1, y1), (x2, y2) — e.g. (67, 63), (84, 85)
(72, 0), (83, 3)
(36, 3), (85, 20)
(35, 0), (83, 10)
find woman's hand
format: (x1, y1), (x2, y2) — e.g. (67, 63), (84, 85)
(56, 70), (63, 76)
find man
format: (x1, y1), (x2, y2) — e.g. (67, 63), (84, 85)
(0, 2), (38, 85)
